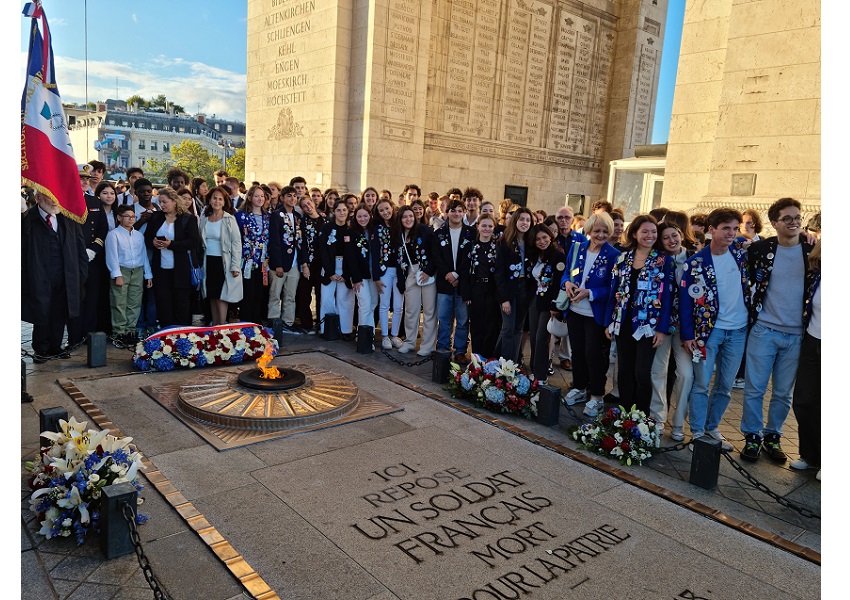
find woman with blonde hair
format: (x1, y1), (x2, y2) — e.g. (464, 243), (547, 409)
(560, 212), (620, 417)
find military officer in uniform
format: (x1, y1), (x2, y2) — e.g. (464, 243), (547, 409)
(67, 164), (109, 346)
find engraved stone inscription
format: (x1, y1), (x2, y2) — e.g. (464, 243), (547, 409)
(630, 43), (658, 147)
(499, 0), (554, 146)
(259, 0), (316, 109)
(384, 0), (421, 125)
(350, 461), (631, 599)
(426, 0), (617, 165)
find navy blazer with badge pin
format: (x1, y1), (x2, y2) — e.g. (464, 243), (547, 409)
(268, 208), (303, 273)
(431, 222), (475, 295)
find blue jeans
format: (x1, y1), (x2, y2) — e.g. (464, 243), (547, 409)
(688, 325), (747, 437)
(740, 322), (803, 438)
(436, 291), (469, 354)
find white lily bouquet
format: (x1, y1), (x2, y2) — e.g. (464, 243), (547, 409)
(24, 417), (147, 544)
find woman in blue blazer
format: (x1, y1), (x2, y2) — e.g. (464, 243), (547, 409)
(560, 213), (621, 417)
(604, 214), (675, 415)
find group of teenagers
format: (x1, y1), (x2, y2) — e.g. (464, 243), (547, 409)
(22, 163), (821, 477)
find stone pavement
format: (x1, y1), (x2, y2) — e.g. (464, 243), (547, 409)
(20, 324), (821, 599)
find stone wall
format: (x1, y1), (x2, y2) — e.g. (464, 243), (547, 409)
(663, 0), (821, 214)
(247, 0), (666, 216)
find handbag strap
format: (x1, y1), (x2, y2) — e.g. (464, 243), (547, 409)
(402, 238), (415, 269)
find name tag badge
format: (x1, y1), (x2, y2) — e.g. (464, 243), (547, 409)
(637, 280), (650, 290)
(638, 310), (648, 321)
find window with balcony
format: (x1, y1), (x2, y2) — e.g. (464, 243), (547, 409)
(138, 140), (145, 150)
(150, 141), (157, 151)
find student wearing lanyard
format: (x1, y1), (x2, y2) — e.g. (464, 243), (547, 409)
(318, 203), (356, 338)
(494, 207), (534, 363)
(605, 215), (675, 415)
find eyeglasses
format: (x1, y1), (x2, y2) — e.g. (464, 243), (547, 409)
(556, 216), (573, 220)
(777, 215), (802, 225)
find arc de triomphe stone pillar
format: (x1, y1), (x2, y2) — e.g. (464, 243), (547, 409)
(247, 0), (666, 215)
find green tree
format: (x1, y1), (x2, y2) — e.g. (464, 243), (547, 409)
(149, 94), (185, 115)
(226, 148), (246, 183)
(125, 94), (146, 109)
(144, 157), (172, 185)
(170, 140), (222, 182)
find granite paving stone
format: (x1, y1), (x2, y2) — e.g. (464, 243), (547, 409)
(193, 482), (387, 600)
(20, 332), (822, 599)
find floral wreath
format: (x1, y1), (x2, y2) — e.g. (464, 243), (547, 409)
(571, 405), (661, 466)
(132, 322), (278, 371)
(447, 355), (539, 419)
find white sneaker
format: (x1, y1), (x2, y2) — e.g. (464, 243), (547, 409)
(398, 343), (414, 354)
(391, 336), (404, 349)
(706, 429), (734, 452)
(670, 427), (685, 442)
(416, 348), (432, 357)
(732, 377), (745, 389)
(382, 336), (393, 350)
(583, 398), (604, 418)
(789, 457), (817, 470)
(562, 388), (587, 406)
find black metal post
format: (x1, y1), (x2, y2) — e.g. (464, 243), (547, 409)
(356, 325), (374, 354)
(689, 436), (722, 490)
(100, 482), (138, 559)
(87, 331), (107, 368)
(431, 351), (451, 384)
(322, 314), (340, 341)
(536, 383), (561, 426)
(39, 407), (69, 448)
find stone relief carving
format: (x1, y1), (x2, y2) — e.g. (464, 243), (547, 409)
(268, 108), (304, 140)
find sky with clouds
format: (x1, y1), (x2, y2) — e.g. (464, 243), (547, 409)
(20, 1), (247, 121)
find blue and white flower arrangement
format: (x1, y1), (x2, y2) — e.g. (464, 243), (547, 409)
(24, 417), (148, 544)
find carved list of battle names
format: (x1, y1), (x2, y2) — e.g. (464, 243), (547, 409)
(259, 0), (316, 109)
(427, 0), (615, 159)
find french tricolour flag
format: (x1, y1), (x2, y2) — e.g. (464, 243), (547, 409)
(21, 1), (87, 222)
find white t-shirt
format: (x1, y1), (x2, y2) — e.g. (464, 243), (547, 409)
(713, 250), (748, 330)
(807, 285), (821, 339)
(449, 226), (462, 271)
(570, 250), (598, 317)
(156, 221), (176, 269)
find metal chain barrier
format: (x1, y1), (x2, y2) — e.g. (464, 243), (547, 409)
(557, 397), (816, 518)
(121, 501), (175, 600)
(381, 349), (434, 368)
(720, 452), (820, 520)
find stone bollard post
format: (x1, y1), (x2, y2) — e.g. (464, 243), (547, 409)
(87, 332), (107, 368)
(39, 407), (68, 448)
(689, 436), (722, 490)
(431, 351), (451, 384)
(535, 383), (562, 426)
(100, 482), (138, 559)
